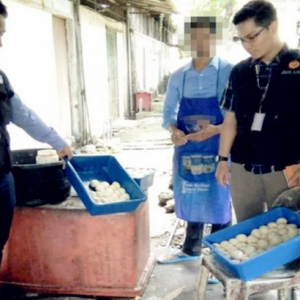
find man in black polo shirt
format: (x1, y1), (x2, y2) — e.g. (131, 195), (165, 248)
(216, 0), (300, 222)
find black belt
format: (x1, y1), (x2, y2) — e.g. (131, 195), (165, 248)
(243, 164), (285, 174)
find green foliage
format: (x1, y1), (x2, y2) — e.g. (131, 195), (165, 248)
(190, 0), (236, 18)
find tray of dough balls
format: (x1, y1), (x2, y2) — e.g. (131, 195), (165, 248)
(125, 168), (155, 191)
(203, 207), (300, 281)
(64, 155), (146, 216)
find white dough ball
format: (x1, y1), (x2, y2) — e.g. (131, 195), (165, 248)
(267, 222), (277, 229)
(236, 234), (248, 242)
(230, 249), (244, 260)
(112, 181), (121, 189)
(102, 187), (114, 196)
(229, 238), (239, 245)
(276, 217), (288, 224)
(259, 225), (269, 235)
(251, 229), (261, 238)
(257, 239), (268, 249)
(99, 181), (110, 188)
(236, 242), (247, 250)
(287, 223), (297, 229)
(119, 187), (126, 194)
(92, 196), (101, 203)
(277, 223), (287, 230)
(220, 241), (230, 249)
(287, 227), (298, 239)
(95, 184), (105, 191)
(244, 245), (257, 256)
(90, 179), (99, 187)
(278, 228), (288, 236)
(247, 235), (258, 244)
(269, 233), (282, 246)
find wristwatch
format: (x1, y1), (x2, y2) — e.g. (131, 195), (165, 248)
(217, 155), (229, 163)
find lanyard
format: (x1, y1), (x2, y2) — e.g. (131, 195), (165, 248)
(255, 64), (272, 113)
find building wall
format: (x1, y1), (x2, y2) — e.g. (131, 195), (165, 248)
(0, 0), (75, 150)
(133, 31), (180, 95)
(79, 6), (127, 138)
(0, 0), (179, 150)
(0, 0), (128, 149)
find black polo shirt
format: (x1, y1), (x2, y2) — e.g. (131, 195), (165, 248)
(220, 46), (300, 166)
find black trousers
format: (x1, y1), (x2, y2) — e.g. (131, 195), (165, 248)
(0, 172), (16, 264)
(182, 221), (231, 256)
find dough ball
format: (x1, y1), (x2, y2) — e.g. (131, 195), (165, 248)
(278, 228), (288, 236)
(99, 181), (110, 188)
(213, 243), (221, 249)
(236, 242), (247, 250)
(111, 181), (121, 189)
(276, 217), (288, 224)
(229, 238), (239, 245)
(247, 235), (258, 244)
(244, 245), (257, 256)
(220, 240), (230, 249)
(120, 187), (126, 194)
(267, 222), (277, 229)
(277, 223), (287, 230)
(230, 249), (244, 260)
(95, 184), (105, 191)
(90, 179), (99, 188)
(102, 187), (114, 196)
(287, 227), (298, 239)
(236, 234), (248, 242)
(269, 233), (282, 246)
(282, 234), (291, 242)
(259, 225), (269, 235)
(251, 229), (261, 238)
(287, 223), (297, 229)
(257, 239), (268, 249)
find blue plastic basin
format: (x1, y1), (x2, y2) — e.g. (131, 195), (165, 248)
(65, 155), (146, 216)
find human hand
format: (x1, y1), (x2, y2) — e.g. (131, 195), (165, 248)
(186, 125), (220, 142)
(215, 161), (230, 187)
(56, 144), (73, 168)
(170, 128), (187, 146)
(288, 164), (300, 187)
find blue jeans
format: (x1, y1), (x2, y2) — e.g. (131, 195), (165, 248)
(0, 172), (16, 264)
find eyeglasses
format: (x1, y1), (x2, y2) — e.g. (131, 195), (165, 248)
(233, 27), (266, 44)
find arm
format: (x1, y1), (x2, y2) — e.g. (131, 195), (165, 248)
(186, 124), (222, 142)
(215, 111), (237, 186)
(162, 73), (187, 146)
(10, 94), (72, 159)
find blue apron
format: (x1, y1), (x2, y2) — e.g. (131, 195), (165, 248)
(173, 70), (231, 224)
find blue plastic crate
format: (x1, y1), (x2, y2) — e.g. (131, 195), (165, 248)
(125, 168), (155, 191)
(203, 207), (300, 281)
(64, 155), (146, 216)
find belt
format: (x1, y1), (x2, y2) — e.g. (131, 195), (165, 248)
(243, 164), (285, 174)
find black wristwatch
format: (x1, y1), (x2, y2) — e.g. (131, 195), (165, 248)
(217, 155), (229, 163)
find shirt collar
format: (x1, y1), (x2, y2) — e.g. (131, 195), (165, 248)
(183, 56), (219, 72)
(251, 44), (289, 67)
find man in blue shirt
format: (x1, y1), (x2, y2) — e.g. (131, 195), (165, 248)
(158, 16), (232, 267)
(0, 1), (72, 266)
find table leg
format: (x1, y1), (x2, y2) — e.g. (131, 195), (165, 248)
(196, 264), (210, 300)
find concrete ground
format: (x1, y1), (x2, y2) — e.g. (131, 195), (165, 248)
(2, 113), (300, 300)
